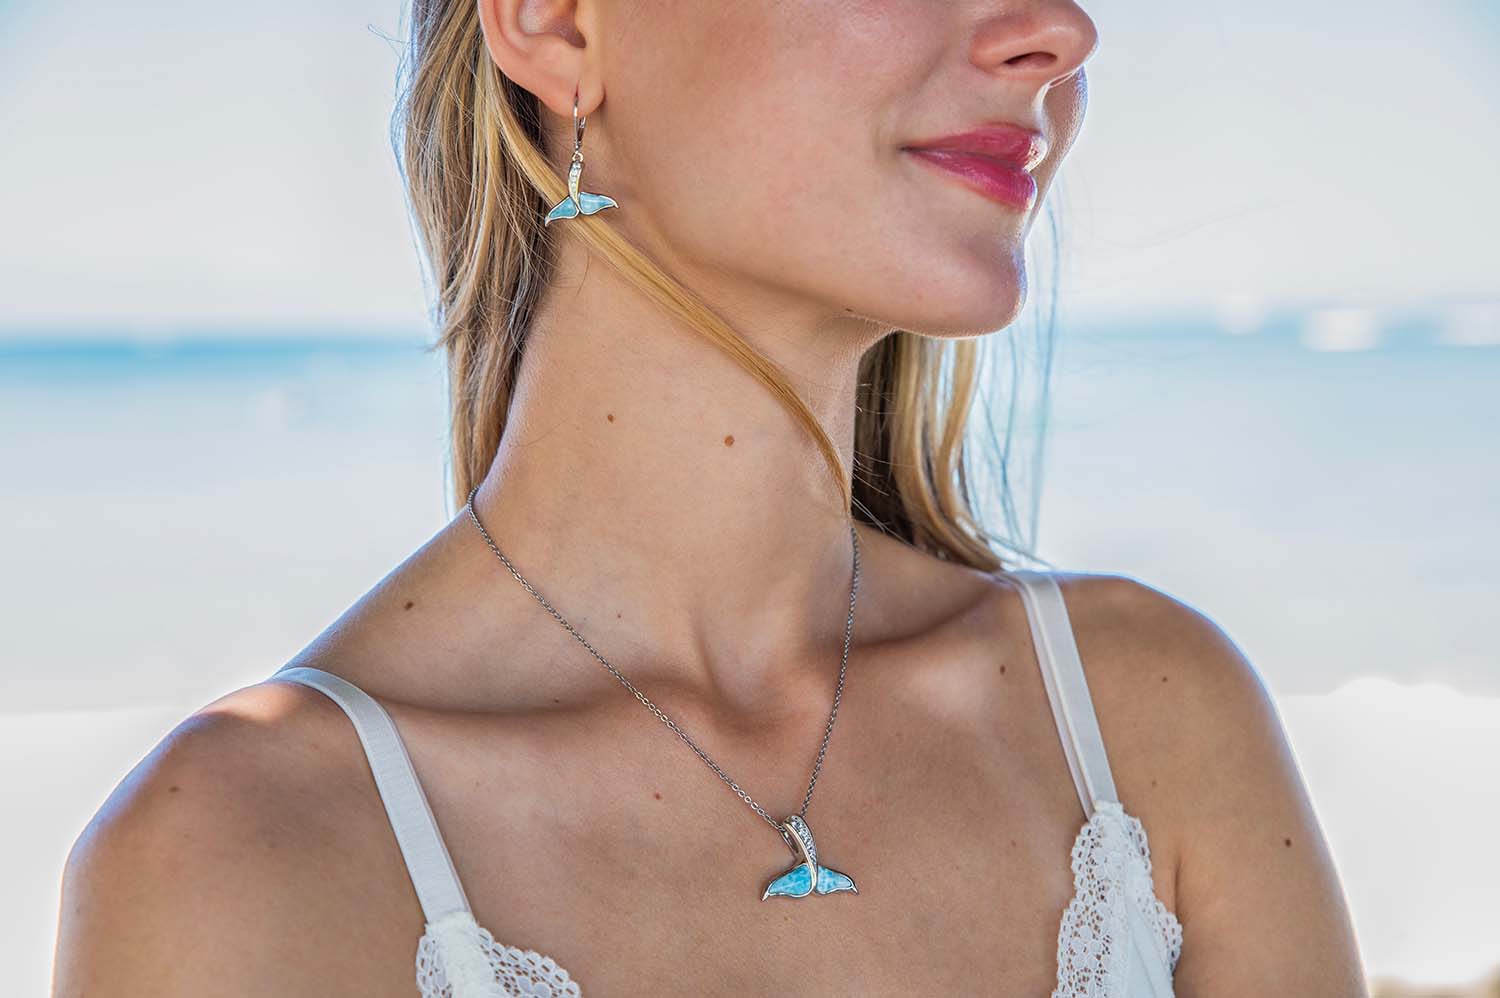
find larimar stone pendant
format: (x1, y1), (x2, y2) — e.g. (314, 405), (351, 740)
(543, 154), (617, 226)
(761, 814), (858, 900)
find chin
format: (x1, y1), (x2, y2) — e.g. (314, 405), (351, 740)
(888, 263), (1029, 340)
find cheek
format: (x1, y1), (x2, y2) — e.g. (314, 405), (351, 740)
(608, 11), (893, 287)
(600, 0), (1038, 335)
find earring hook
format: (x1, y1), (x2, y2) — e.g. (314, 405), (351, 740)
(572, 83), (585, 158)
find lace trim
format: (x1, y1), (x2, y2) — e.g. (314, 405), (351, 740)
(1122, 806), (1185, 972)
(1052, 800), (1183, 997)
(415, 910), (582, 998)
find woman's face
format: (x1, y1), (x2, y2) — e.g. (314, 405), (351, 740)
(557, 0), (1098, 339)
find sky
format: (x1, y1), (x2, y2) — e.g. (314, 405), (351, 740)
(0, 0), (1496, 333)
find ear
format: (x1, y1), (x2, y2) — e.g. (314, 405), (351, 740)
(475, 0), (606, 119)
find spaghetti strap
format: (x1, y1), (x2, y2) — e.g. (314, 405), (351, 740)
(272, 665), (472, 923)
(1004, 570), (1120, 818)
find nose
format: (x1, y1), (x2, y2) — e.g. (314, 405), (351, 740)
(970, 1), (1099, 89)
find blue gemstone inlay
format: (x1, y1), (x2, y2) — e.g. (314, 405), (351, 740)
(576, 191), (618, 215)
(763, 862), (815, 898)
(813, 865), (856, 894)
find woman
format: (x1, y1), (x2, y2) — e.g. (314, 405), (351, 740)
(53, 0), (1368, 995)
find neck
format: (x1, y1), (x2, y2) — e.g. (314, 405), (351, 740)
(464, 245), (883, 711)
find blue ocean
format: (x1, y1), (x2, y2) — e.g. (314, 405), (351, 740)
(4, 307), (1492, 706)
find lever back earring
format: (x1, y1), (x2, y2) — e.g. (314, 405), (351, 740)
(543, 84), (619, 226)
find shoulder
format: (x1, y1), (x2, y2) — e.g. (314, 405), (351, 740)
(1040, 569), (1283, 807)
(993, 567), (1267, 707)
(1052, 569), (1268, 707)
(1037, 571), (1365, 988)
(53, 676), (417, 996)
(994, 570), (1271, 872)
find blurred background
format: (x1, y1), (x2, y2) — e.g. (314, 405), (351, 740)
(3, 0), (1496, 994)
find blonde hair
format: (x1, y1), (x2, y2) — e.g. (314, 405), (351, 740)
(392, 1), (1058, 572)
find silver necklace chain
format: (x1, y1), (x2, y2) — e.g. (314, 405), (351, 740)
(464, 484), (861, 854)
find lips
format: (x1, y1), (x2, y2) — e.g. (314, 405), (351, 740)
(902, 123), (1048, 210)
(903, 123), (1048, 169)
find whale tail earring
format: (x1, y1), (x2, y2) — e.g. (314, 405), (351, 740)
(544, 83), (619, 226)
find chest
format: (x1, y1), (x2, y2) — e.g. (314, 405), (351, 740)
(403, 685), (1095, 996)
(498, 835), (1079, 997)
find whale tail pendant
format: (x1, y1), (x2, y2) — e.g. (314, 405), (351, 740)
(544, 157), (618, 226)
(544, 190), (617, 224)
(761, 814), (858, 900)
(761, 862), (858, 899)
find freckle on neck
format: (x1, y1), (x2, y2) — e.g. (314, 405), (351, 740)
(723, 434), (734, 446)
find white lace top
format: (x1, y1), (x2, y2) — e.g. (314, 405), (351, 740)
(273, 569), (1183, 997)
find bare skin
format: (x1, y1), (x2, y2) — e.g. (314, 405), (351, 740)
(53, 0), (1368, 995)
